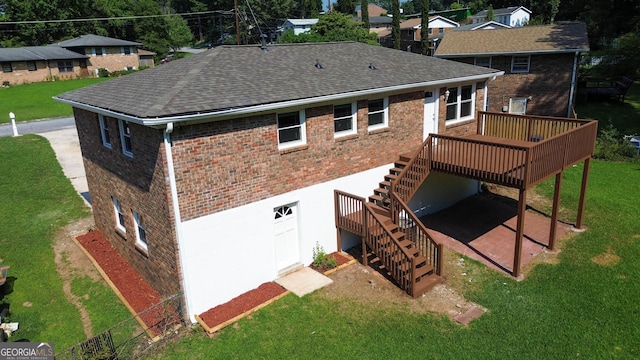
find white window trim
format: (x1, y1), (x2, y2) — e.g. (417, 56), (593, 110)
(121, 47), (134, 55)
(92, 47), (106, 56)
(511, 55), (530, 73)
(113, 198), (126, 233)
(118, 119), (133, 158)
(277, 110), (307, 150)
(132, 210), (148, 251)
(98, 114), (112, 149)
(367, 97), (389, 131)
(333, 102), (357, 138)
(474, 56), (492, 68)
(509, 97), (528, 115)
(445, 84), (476, 126)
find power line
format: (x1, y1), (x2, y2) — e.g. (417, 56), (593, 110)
(0, 10), (234, 25)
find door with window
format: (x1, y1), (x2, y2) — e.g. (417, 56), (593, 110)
(423, 90), (437, 140)
(274, 203), (300, 273)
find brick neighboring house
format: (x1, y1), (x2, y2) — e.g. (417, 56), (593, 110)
(0, 46), (89, 85)
(434, 22), (590, 117)
(55, 42), (502, 321)
(56, 34), (144, 75)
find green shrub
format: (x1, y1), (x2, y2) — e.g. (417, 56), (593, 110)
(312, 242), (337, 269)
(594, 123), (638, 161)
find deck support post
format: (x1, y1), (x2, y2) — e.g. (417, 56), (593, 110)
(513, 188), (526, 278)
(576, 158), (591, 229)
(549, 172), (563, 250)
(336, 228), (342, 254)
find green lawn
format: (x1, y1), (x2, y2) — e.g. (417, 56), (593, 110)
(576, 80), (640, 135)
(0, 135), (133, 350)
(0, 78), (110, 123)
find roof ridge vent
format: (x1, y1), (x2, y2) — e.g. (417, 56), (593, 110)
(315, 59), (323, 69)
(368, 63), (376, 70)
(260, 34), (268, 51)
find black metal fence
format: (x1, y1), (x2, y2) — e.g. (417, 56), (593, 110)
(55, 293), (184, 360)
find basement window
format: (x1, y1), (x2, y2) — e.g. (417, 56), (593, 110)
(132, 210), (148, 252)
(2, 63), (12, 73)
(112, 198), (126, 233)
(27, 61), (37, 71)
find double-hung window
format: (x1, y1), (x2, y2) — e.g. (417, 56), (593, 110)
(93, 47), (106, 56)
(132, 210), (148, 251)
(367, 98), (388, 131)
(122, 47), (132, 55)
(277, 110), (306, 149)
(333, 102), (356, 137)
(445, 84), (475, 125)
(27, 61), (37, 71)
(511, 56), (530, 73)
(474, 57), (491, 68)
(99, 114), (112, 149)
(57, 61), (73, 72)
(113, 198), (126, 233)
(1, 62), (11, 73)
(118, 119), (133, 158)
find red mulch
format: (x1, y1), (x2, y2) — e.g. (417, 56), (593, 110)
(309, 252), (352, 273)
(198, 282), (287, 330)
(76, 230), (174, 337)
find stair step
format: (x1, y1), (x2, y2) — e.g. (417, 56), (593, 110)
(414, 264), (435, 279)
(389, 167), (404, 175)
(412, 274), (444, 298)
(379, 180), (392, 189)
(395, 160), (409, 168)
(399, 153), (413, 162)
(374, 187), (389, 196)
(368, 194), (390, 205)
(384, 174), (399, 182)
(369, 203), (390, 217)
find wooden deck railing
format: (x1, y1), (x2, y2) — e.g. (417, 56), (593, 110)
(334, 190), (365, 236)
(477, 111), (589, 142)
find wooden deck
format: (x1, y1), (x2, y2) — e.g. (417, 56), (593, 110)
(335, 111), (598, 282)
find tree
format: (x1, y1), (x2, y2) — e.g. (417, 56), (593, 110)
(335, 0), (355, 14)
(485, 5), (494, 21)
(361, 0), (369, 29)
(166, 14), (193, 53)
(391, 0), (400, 49)
(419, 0), (428, 55)
(280, 11), (378, 45)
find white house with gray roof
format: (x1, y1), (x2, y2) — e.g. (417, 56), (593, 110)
(472, 6), (531, 27)
(280, 19), (319, 35)
(55, 41), (502, 322)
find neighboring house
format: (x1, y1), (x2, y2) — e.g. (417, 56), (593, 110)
(454, 20), (511, 31)
(435, 22), (590, 117)
(137, 49), (156, 68)
(367, 16), (393, 34)
(356, 3), (388, 17)
(395, 16), (459, 53)
(56, 34), (143, 75)
(472, 6), (531, 27)
(0, 46), (89, 85)
(55, 42), (504, 322)
(280, 19), (319, 35)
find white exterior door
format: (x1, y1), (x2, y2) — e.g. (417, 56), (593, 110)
(274, 203), (300, 273)
(423, 90), (438, 140)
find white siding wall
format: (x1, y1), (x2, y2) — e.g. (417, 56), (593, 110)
(408, 172), (478, 217)
(179, 164), (390, 321)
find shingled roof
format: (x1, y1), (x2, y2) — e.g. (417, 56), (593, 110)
(56, 34), (141, 48)
(56, 42), (501, 122)
(0, 46), (88, 62)
(435, 22), (589, 57)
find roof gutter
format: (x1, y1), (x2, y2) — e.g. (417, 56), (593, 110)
(435, 48), (590, 58)
(53, 71), (504, 127)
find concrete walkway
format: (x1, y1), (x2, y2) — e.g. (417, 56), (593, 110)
(39, 127), (90, 207)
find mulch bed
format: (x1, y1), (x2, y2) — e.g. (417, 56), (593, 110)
(197, 282), (287, 333)
(76, 230), (176, 337)
(309, 252), (353, 273)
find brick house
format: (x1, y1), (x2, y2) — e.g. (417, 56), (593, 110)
(434, 22), (590, 117)
(0, 46), (89, 85)
(56, 34), (144, 75)
(55, 42), (503, 321)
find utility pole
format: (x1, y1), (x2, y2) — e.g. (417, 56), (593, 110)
(235, 0), (240, 45)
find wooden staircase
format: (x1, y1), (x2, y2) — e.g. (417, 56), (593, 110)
(361, 146), (443, 297)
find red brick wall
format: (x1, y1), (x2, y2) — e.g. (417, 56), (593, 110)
(0, 59), (85, 85)
(451, 54), (575, 117)
(437, 82), (486, 136)
(171, 91), (425, 221)
(74, 108), (180, 297)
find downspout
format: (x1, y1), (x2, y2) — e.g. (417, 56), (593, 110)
(164, 123), (193, 322)
(568, 51), (579, 118)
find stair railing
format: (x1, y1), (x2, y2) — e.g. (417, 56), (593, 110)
(390, 195), (443, 275)
(363, 202), (417, 296)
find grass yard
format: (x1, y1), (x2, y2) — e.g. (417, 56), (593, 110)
(144, 160), (640, 359)
(576, 80), (640, 135)
(0, 78), (110, 123)
(0, 135), (133, 350)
